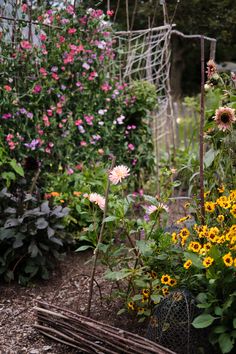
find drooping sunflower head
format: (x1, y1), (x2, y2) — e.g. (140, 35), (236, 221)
(214, 107), (236, 132)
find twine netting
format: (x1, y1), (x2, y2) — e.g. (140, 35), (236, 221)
(146, 289), (211, 354)
(113, 25), (173, 152)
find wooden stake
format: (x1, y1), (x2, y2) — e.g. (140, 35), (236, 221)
(199, 36), (205, 223)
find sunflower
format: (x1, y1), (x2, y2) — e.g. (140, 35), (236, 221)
(222, 253), (233, 267)
(183, 260), (192, 269)
(214, 106), (236, 131)
(161, 274), (170, 285)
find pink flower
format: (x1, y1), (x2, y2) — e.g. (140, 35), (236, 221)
(214, 107), (236, 131)
(107, 10), (114, 17)
(33, 84), (42, 94)
(40, 67), (47, 77)
(66, 5), (75, 15)
(20, 40), (32, 50)
(89, 193), (105, 210)
(52, 72), (59, 80)
(66, 168), (74, 175)
(109, 165), (130, 185)
(101, 82), (111, 92)
(80, 141), (87, 146)
(39, 34), (47, 41)
(146, 203), (169, 215)
(75, 119), (83, 126)
(22, 4), (28, 13)
(4, 85), (12, 92)
(68, 28), (77, 34)
(128, 143), (135, 151)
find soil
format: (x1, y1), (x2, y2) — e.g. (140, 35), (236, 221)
(0, 251), (143, 354)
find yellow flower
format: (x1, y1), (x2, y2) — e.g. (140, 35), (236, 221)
(234, 258), (236, 267)
(179, 228), (190, 238)
(184, 260), (192, 269)
(217, 214), (224, 223)
(162, 287), (169, 297)
(142, 289), (150, 299)
(230, 204), (236, 218)
(176, 215), (192, 224)
(137, 307), (144, 314)
(168, 278), (177, 287)
(161, 274), (171, 285)
(127, 301), (135, 311)
(202, 256), (214, 268)
(188, 241), (201, 253)
(229, 190), (236, 202)
(204, 191), (210, 198)
(150, 270), (157, 279)
(216, 196), (228, 206)
(217, 185), (225, 193)
(184, 202), (190, 209)
(221, 201), (231, 209)
(222, 253), (233, 267)
(204, 201), (216, 213)
(172, 232), (178, 244)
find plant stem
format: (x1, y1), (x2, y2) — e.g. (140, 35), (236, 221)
(199, 36), (205, 224)
(86, 156), (116, 317)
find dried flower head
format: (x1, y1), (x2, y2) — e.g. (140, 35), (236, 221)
(109, 165), (130, 185)
(214, 107), (236, 132)
(206, 59), (217, 79)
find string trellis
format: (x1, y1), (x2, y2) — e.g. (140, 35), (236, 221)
(113, 24), (173, 169)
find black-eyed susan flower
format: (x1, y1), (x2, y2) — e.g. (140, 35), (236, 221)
(161, 274), (170, 285)
(162, 287), (169, 297)
(150, 270), (157, 279)
(127, 301), (135, 311)
(142, 289), (150, 299)
(176, 215), (192, 224)
(179, 228), (190, 238)
(168, 278), (177, 287)
(137, 307), (145, 314)
(183, 260), (192, 269)
(202, 256), (214, 268)
(217, 214), (224, 223)
(217, 185), (225, 193)
(204, 201), (216, 213)
(222, 252), (233, 267)
(172, 232), (178, 244)
(188, 241), (201, 253)
(230, 205), (236, 218)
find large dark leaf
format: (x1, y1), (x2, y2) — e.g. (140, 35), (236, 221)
(4, 207), (17, 214)
(47, 226), (55, 238)
(35, 218), (48, 229)
(50, 237), (63, 246)
(28, 242), (39, 257)
(40, 201), (50, 214)
(4, 218), (20, 228)
(0, 228), (15, 240)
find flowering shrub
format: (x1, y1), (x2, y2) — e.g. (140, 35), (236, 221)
(0, 2), (154, 184)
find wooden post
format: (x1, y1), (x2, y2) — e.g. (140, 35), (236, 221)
(200, 36), (205, 223)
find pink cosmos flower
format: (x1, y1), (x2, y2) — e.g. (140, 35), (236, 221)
(109, 165), (130, 185)
(107, 10), (114, 17)
(33, 85), (42, 94)
(128, 143), (135, 151)
(22, 4), (28, 13)
(89, 193), (105, 210)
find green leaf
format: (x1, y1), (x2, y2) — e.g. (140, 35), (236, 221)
(9, 159), (24, 176)
(213, 326), (228, 334)
(215, 306), (223, 316)
(132, 294), (143, 301)
(75, 245), (93, 252)
(103, 215), (118, 223)
(28, 242), (39, 258)
(35, 218), (48, 229)
(204, 148), (219, 168)
(184, 252), (204, 269)
(151, 294), (162, 303)
(192, 314), (216, 328)
(219, 333), (234, 354)
(117, 308), (126, 315)
(233, 319), (236, 329)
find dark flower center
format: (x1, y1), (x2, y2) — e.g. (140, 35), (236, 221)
(220, 113), (230, 123)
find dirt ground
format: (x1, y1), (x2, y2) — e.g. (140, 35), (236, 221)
(0, 250), (144, 354)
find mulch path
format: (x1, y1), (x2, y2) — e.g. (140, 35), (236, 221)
(0, 251), (142, 354)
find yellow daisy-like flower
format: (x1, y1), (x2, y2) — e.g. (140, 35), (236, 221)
(162, 287), (169, 297)
(179, 228), (190, 238)
(184, 202), (190, 209)
(202, 256), (214, 268)
(222, 252), (233, 267)
(217, 214), (224, 223)
(216, 196), (228, 206)
(204, 191), (210, 198)
(168, 278), (177, 287)
(161, 274), (171, 285)
(230, 204), (236, 218)
(127, 301), (135, 311)
(229, 190), (236, 202)
(188, 241), (201, 253)
(137, 307), (144, 314)
(217, 185), (225, 193)
(150, 270), (157, 279)
(221, 201), (231, 209)
(183, 260), (192, 269)
(171, 232), (178, 244)
(142, 289), (150, 299)
(234, 258), (236, 267)
(204, 201), (216, 213)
